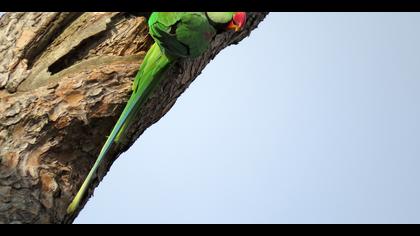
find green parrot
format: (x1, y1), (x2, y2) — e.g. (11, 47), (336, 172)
(67, 12), (247, 215)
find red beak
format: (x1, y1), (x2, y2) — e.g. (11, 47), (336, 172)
(233, 12), (247, 30)
(227, 12), (247, 32)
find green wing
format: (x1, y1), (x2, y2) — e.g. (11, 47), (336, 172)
(176, 13), (216, 57)
(149, 12), (216, 58)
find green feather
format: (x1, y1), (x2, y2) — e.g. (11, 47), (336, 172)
(67, 43), (171, 214)
(176, 13), (216, 57)
(114, 43), (172, 142)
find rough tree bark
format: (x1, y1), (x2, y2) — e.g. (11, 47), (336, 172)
(0, 12), (268, 224)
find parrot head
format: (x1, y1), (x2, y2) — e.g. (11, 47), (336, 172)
(226, 12), (247, 32)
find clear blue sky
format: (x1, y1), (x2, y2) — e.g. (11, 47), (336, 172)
(74, 13), (420, 223)
(4, 12), (420, 223)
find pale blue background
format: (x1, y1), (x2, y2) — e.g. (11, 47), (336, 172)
(73, 13), (420, 223)
(5, 12), (420, 223)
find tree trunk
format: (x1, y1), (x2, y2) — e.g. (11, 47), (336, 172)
(0, 12), (268, 224)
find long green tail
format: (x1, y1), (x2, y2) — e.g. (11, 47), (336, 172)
(67, 43), (172, 215)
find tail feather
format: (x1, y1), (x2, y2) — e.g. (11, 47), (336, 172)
(114, 43), (172, 143)
(67, 43), (171, 214)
